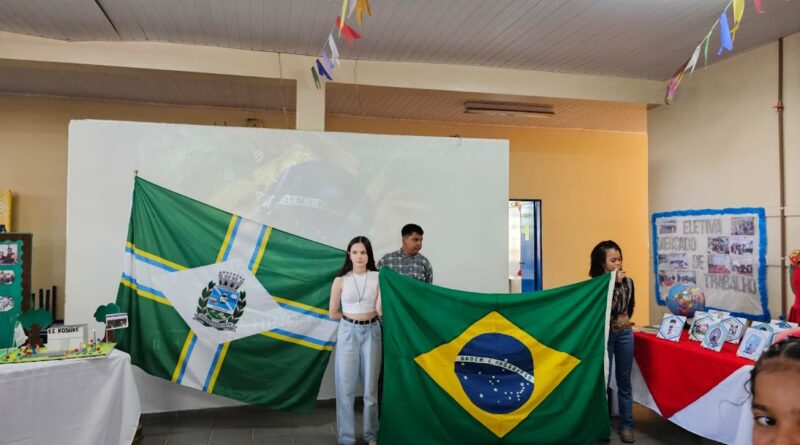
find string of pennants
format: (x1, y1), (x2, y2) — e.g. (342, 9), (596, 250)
(665, 0), (779, 104)
(311, 0), (372, 89)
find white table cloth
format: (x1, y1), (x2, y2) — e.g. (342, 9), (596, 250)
(0, 349), (141, 445)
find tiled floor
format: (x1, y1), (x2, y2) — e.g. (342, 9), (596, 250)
(138, 402), (723, 445)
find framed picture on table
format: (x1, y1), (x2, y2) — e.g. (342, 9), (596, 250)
(750, 322), (778, 344)
(721, 316), (747, 344)
(701, 321), (729, 352)
(656, 314), (686, 342)
(689, 311), (714, 342)
(737, 328), (771, 361)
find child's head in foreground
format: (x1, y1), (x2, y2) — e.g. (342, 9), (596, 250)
(750, 329), (800, 445)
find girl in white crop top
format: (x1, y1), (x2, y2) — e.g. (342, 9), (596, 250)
(339, 270), (380, 314)
(329, 238), (381, 321)
(328, 236), (382, 445)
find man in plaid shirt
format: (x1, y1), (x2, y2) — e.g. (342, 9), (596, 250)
(377, 223), (433, 283)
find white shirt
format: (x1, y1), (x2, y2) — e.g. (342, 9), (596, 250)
(340, 271), (379, 314)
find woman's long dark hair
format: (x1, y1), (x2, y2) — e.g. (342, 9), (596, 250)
(589, 240), (622, 277)
(336, 236), (378, 277)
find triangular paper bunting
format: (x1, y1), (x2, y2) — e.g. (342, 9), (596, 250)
(311, 67), (321, 90)
(355, 0), (372, 27)
(685, 44), (702, 74)
(316, 59), (333, 81)
(348, 0), (357, 18)
(328, 34), (341, 66)
(732, 0), (745, 24)
(336, 17), (362, 47)
(717, 11), (733, 56)
(321, 50), (334, 70)
(339, 0), (349, 34)
(665, 59), (689, 104)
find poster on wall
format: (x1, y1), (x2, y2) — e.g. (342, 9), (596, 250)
(0, 234), (31, 348)
(0, 189), (11, 232)
(652, 207), (768, 321)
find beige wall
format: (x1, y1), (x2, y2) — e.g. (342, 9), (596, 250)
(648, 32), (800, 322)
(0, 94), (293, 319)
(327, 116), (651, 326)
(1, 94), (651, 325)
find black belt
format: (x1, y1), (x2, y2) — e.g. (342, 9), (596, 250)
(342, 315), (380, 325)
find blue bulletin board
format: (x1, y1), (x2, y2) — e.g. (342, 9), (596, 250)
(652, 207), (768, 321)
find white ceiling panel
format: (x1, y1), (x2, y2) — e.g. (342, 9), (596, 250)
(1, 0), (798, 80)
(0, 0), (118, 40)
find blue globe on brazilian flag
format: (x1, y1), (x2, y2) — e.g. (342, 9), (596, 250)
(380, 268), (614, 445)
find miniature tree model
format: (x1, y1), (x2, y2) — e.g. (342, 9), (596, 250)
(18, 307), (54, 347)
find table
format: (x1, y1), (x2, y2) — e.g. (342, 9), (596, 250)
(631, 330), (754, 445)
(0, 349), (141, 445)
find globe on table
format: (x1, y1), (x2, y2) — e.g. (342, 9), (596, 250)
(666, 284), (705, 317)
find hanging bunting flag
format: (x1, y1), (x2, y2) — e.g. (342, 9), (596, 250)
(355, 0), (373, 28)
(321, 50), (335, 70)
(666, 0), (776, 103)
(328, 34), (341, 66)
(339, 0), (349, 34)
(316, 59), (333, 81)
(309, 0), (373, 88)
(336, 17), (362, 47)
(730, 0), (745, 40)
(717, 11), (733, 56)
(685, 44), (702, 74)
(348, 0), (357, 18)
(665, 59), (689, 104)
(703, 32), (712, 66)
(311, 67), (321, 90)
(732, 0), (745, 24)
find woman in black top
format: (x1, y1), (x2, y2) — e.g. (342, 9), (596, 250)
(590, 240), (635, 443)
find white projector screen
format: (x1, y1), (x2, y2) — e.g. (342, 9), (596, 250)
(66, 120), (509, 412)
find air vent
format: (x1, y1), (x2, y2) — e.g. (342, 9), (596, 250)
(464, 101), (555, 118)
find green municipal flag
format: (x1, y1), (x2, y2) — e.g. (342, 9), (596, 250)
(116, 177), (343, 412)
(379, 268), (613, 444)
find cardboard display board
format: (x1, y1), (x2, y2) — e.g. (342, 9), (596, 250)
(652, 208), (767, 320)
(0, 233), (32, 347)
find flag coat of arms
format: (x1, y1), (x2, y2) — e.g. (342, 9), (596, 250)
(379, 268), (614, 444)
(116, 178), (343, 411)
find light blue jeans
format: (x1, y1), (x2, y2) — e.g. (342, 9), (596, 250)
(608, 327), (634, 431)
(335, 319), (382, 445)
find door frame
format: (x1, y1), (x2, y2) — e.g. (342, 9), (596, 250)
(509, 199), (543, 291)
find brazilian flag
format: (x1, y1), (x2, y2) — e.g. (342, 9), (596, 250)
(379, 268), (613, 444)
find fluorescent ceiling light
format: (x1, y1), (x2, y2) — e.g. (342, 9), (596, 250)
(463, 101), (555, 118)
